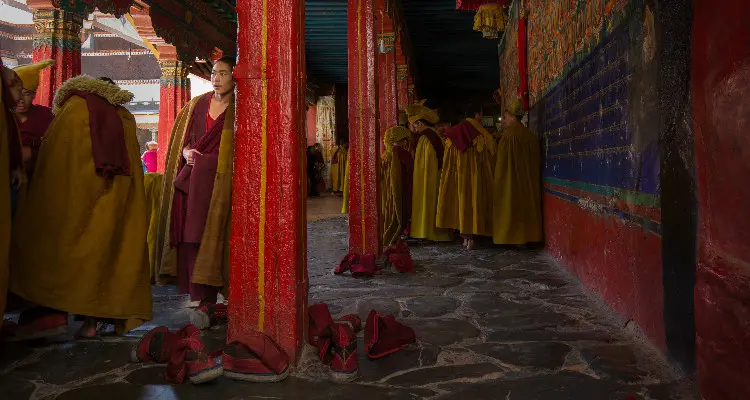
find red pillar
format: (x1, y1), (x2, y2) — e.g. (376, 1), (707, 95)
(396, 63), (409, 110)
(29, 6), (83, 107)
(157, 56), (191, 173)
(229, 0), (307, 362)
(348, 0), (381, 255)
(376, 0), (398, 154)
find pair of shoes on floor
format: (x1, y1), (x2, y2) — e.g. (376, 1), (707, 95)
(132, 324), (290, 385)
(334, 252), (380, 278)
(383, 241), (415, 273)
(189, 302), (228, 330)
(308, 304), (416, 382)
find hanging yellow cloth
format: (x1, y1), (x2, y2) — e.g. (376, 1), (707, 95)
(144, 172), (163, 284)
(10, 77), (151, 333)
(411, 134), (453, 242)
(0, 72), (13, 328)
(341, 157), (350, 214)
(492, 122), (543, 244)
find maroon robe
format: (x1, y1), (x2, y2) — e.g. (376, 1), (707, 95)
(170, 93), (225, 301)
(393, 145), (414, 223)
(18, 105), (54, 179)
(443, 119), (481, 153)
(419, 128), (444, 170)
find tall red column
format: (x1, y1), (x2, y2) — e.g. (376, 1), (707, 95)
(348, 0), (381, 255)
(230, 0), (307, 362)
(157, 58), (191, 172)
(396, 63), (408, 110)
(30, 7), (83, 107)
(376, 0), (398, 153)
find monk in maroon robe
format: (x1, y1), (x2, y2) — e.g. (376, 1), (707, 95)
(12, 60), (54, 181)
(157, 57), (236, 330)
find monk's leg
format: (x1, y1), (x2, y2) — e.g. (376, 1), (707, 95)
(178, 244), (219, 304)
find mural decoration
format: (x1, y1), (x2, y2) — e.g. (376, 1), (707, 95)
(498, 0), (519, 111)
(527, 0), (634, 105)
(315, 96), (337, 160)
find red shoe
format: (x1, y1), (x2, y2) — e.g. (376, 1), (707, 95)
(190, 302), (228, 330)
(350, 253), (378, 278)
(388, 253), (415, 273)
(9, 308), (67, 341)
(308, 304), (334, 347)
(329, 323), (358, 382)
(364, 310), (416, 359)
(131, 326), (174, 363)
(336, 314), (362, 333)
(223, 332), (290, 383)
(165, 324), (223, 384)
(334, 252), (358, 275)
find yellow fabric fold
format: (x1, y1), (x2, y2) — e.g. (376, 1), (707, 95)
(341, 157), (350, 214)
(492, 123), (543, 244)
(411, 135), (453, 242)
(144, 172), (163, 284)
(10, 95), (151, 333)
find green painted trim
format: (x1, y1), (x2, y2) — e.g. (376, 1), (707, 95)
(544, 177), (660, 208)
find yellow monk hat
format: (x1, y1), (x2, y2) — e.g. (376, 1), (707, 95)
(13, 59), (54, 91)
(405, 100), (440, 125)
(384, 125), (411, 152)
(506, 98), (524, 117)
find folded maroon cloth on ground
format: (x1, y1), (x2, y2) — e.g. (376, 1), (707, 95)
(364, 310), (416, 359)
(334, 252), (379, 278)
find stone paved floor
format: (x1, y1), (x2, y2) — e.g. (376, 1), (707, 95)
(0, 216), (698, 399)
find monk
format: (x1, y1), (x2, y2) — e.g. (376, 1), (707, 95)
(10, 76), (151, 339)
(405, 100), (452, 242)
(12, 60), (55, 181)
(381, 126), (414, 246)
(156, 56), (235, 329)
(0, 62), (24, 328)
(330, 141), (348, 195)
(437, 104), (495, 249)
(493, 98), (543, 245)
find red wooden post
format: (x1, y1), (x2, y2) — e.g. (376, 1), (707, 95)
(27, 1), (83, 107)
(348, 0), (381, 255)
(229, 0), (308, 362)
(157, 51), (191, 173)
(376, 0), (398, 153)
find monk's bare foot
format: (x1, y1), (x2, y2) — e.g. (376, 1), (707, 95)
(466, 239), (477, 250)
(75, 318), (98, 339)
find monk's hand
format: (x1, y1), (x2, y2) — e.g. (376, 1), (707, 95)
(10, 168), (23, 188)
(22, 146), (31, 163)
(183, 148), (202, 165)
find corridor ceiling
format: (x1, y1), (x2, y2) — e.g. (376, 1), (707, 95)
(306, 0), (349, 84)
(400, 0), (500, 105)
(303, 0), (501, 104)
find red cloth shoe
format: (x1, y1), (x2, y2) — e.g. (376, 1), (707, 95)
(190, 302), (228, 330)
(350, 253), (379, 278)
(329, 322), (358, 382)
(131, 326), (173, 363)
(334, 252), (358, 275)
(165, 324), (223, 384)
(9, 307), (67, 341)
(364, 310), (416, 359)
(308, 304), (335, 347)
(223, 331), (290, 383)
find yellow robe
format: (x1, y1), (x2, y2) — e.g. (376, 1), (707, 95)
(0, 76), (12, 327)
(341, 157), (350, 214)
(144, 172), (163, 284)
(437, 122), (495, 236)
(10, 77), (151, 333)
(330, 146), (348, 192)
(156, 94), (234, 290)
(381, 150), (409, 246)
(411, 133), (453, 241)
(493, 122), (543, 244)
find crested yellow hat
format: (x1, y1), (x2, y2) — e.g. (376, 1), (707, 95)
(506, 98), (524, 117)
(13, 59), (54, 91)
(384, 125), (411, 152)
(404, 100), (440, 125)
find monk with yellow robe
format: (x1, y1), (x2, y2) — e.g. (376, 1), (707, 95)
(330, 142), (348, 195)
(10, 76), (151, 338)
(156, 57), (235, 329)
(437, 104), (495, 249)
(406, 101), (453, 242)
(381, 126), (414, 246)
(0, 62), (24, 328)
(12, 60), (55, 181)
(493, 99), (543, 244)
